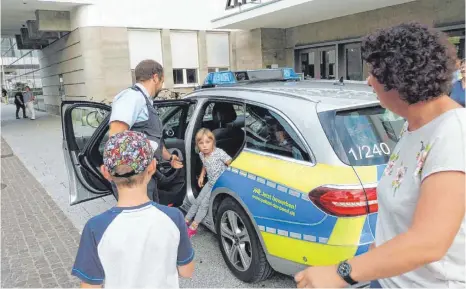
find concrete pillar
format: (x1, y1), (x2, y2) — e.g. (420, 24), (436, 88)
(35, 10), (71, 32)
(197, 31), (208, 84)
(314, 51), (321, 79)
(161, 29), (174, 88)
(233, 29), (263, 70)
(337, 44), (346, 80)
(334, 44), (339, 80)
(79, 27), (132, 102)
(285, 48), (295, 68)
(229, 32), (237, 70)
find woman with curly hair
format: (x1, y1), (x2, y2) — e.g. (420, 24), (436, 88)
(295, 22), (465, 288)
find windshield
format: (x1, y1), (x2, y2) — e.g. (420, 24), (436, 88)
(318, 106), (406, 166)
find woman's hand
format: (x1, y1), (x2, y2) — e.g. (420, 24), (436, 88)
(295, 265), (346, 288)
(198, 175), (204, 188)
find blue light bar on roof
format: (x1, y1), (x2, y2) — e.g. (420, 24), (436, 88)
(204, 71), (237, 85)
(282, 67), (301, 80)
(202, 68), (300, 86)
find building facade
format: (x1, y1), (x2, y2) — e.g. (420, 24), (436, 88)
(2, 0), (464, 115)
(1, 0), (233, 114)
(213, 0), (465, 81)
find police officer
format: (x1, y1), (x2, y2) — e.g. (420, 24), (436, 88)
(108, 59), (183, 202)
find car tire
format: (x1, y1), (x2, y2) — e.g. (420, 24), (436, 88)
(215, 197), (274, 283)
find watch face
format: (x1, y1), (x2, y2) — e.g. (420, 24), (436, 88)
(338, 262), (351, 276)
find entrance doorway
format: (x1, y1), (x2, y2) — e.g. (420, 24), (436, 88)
(298, 46), (336, 80)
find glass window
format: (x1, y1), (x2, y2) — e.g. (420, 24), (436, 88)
(202, 102), (243, 122)
(320, 48), (336, 79)
(173, 69), (184, 84)
(208, 68), (216, 73)
(345, 45), (363, 81)
(244, 104), (310, 161)
(318, 106), (406, 166)
(186, 69), (197, 84)
(1, 37), (14, 57)
(218, 67), (229, 72)
(70, 106), (110, 150)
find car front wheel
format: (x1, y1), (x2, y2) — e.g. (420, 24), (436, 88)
(215, 197), (274, 283)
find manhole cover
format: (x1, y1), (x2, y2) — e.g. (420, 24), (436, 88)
(0, 183), (6, 190)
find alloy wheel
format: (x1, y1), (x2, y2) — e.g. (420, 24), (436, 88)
(220, 210), (252, 272)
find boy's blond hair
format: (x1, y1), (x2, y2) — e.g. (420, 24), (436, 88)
(195, 128), (215, 148)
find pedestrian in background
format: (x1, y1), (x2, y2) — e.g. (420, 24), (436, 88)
(72, 131), (194, 288)
(23, 86), (35, 120)
(450, 58), (465, 107)
(295, 22), (465, 288)
(2, 87), (8, 104)
(14, 90), (27, 119)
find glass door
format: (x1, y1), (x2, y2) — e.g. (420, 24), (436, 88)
(320, 48), (336, 80)
(344, 43), (363, 80)
(299, 50), (315, 79)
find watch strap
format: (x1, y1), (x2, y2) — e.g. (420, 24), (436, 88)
(343, 274), (357, 286)
(338, 261), (357, 286)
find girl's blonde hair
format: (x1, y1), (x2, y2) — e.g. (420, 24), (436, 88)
(195, 128), (216, 147)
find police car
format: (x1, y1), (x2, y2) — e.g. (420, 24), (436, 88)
(61, 68), (405, 283)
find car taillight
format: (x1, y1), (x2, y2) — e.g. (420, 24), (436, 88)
(308, 186), (378, 217)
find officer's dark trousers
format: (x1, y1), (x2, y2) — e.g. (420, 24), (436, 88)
(111, 176), (159, 203)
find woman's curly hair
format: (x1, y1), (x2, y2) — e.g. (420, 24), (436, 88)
(362, 22), (457, 104)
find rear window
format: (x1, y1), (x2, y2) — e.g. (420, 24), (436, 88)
(318, 106), (406, 166)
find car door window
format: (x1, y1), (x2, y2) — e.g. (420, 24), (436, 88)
(245, 104), (310, 162)
(70, 107), (110, 151)
(157, 102), (196, 140)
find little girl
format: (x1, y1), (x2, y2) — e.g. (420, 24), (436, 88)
(185, 128), (232, 237)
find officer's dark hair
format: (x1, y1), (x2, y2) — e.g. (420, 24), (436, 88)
(135, 59), (164, 82)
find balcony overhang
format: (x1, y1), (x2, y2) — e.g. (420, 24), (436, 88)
(212, 0), (415, 29)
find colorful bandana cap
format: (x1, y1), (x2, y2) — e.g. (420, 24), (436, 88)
(103, 131), (155, 177)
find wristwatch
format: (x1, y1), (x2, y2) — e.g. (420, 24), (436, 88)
(337, 260), (357, 286)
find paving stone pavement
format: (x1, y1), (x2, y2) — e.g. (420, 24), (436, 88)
(1, 104), (116, 232)
(1, 138), (80, 288)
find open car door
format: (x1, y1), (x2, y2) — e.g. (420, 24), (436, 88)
(155, 99), (197, 207)
(61, 101), (112, 205)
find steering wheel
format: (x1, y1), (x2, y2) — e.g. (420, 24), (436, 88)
(155, 147), (184, 184)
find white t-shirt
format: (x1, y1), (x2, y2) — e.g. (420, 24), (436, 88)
(72, 202), (194, 288)
(376, 108), (466, 288)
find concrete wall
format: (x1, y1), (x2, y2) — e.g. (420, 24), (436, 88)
(285, 0), (465, 65)
(38, 27), (132, 114)
(38, 30), (84, 115)
(37, 26), (234, 114)
(79, 27), (132, 103)
(232, 29), (263, 70)
(261, 28), (286, 68)
(231, 28), (287, 70)
(230, 0), (465, 70)
(71, 0), (221, 31)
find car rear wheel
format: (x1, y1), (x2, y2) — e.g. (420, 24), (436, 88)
(215, 197), (274, 283)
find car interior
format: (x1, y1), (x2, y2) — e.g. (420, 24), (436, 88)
(68, 103), (194, 207)
(190, 100), (246, 197)
(244, 105), (309, 161)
